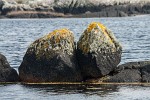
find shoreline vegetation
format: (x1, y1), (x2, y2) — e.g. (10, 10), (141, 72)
(0, 0), (150, 18)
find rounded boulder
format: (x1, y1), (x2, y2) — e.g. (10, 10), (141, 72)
(19, 28), (82, 82)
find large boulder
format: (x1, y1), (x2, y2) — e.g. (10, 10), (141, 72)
(0, 53), (19, 82)
(77, 22), (122, 79)
(19, 28), (82, 82)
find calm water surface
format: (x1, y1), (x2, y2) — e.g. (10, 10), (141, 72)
(0, 15), (150, 99)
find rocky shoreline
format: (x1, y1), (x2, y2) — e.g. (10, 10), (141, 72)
(1, 21), (150, 84)
(0, 0), (150, 18)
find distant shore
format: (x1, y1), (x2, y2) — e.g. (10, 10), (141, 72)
(0, 0), (150, 18)
(1, 9), (150, 19)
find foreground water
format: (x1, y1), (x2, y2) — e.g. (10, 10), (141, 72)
(0, 15), (150, 99)
(1, 84), (150, 100)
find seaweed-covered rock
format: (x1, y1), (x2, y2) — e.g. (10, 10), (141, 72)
(19, 28), (82, 82)
(77, 22), (122, 79)
(0, 53), (19, 82)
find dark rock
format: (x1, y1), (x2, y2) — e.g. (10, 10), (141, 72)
(106, 69), (141, 82)
(77, 22), (122, 79)
(19, 29), (82, 82)
(2, 4), (17, 15)
(128, 61), (150, 82)
(114, 61), (150, 72)
(0, 0), (5, 10)
(86, 61), (150, 83)
(86, 69), (141, 83)
(0, 53), (19, 82)
(118, 11), (128, 17)
(0, 15), (7, 18)
(141, 65), (150, 82)
(107, 61), (150, 82)
(104, 61), (150, 83)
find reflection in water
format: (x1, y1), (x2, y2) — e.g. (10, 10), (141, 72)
(0, 84), (148, 100)
(23, 84), (118, 96)
(1, 82), (150, 99)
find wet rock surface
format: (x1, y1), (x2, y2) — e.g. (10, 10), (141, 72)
(19, 29), (82, 82)
(0, 53), (19, 82)
(77, 22), (122, 79)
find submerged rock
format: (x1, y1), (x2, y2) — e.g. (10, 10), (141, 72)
(0, 53), (19, 82)
(19, 29), (82, 82)
(77, 22), (122, 79)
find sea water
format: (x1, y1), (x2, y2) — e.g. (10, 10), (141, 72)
(0, 15), (150, 99)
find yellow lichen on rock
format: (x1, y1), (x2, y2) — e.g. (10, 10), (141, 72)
(78, 22), (122, 54)
(19, 28), (83, 82)
(77, 22), (122, 78)
(87, 22), (113, 44)
(28, 28), (75, 59)
(46, 28), (74, 43)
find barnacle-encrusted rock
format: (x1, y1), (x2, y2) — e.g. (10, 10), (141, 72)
(19, 28), (82, 82)
(0, 53), (19, 82)
(77, 22), (122, 79)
